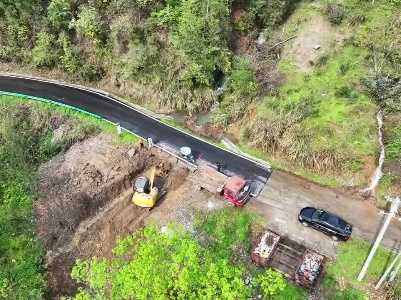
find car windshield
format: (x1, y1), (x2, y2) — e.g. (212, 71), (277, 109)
(235, 184), (250, 199)
(311, 210), (321, 220)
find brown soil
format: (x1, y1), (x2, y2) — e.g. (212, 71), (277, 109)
(184, 117), (225, 140)
(35, 134), (181, 298)
(281, 15), (345, 72)
(33, 133), (217, 299)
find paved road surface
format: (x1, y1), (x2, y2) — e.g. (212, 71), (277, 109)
(2, 75), (400, 257)
(248, 170), (401, 257)
(0, 75), (271, 195)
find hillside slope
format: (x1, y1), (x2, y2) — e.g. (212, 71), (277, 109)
(0, 0), (400, 193)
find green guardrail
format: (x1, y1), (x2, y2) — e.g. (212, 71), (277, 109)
(0, 91), (103, 120)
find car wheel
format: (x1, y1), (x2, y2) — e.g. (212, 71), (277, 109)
(331, 235), (339, 241)
(302, 221), (309, 227)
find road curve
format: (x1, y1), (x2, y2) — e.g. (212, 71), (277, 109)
(0, 75), (271, 195)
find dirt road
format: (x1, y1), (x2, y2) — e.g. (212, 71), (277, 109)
(248, 170), (401, 257)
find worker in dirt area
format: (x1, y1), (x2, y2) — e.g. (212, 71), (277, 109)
(147, 137), (154, 148)
(139, 139), (144, 148)
(215, 162), (221, 172)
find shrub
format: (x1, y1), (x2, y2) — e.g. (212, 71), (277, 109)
(75, 5), (102, 40)
(242, 127), (251, 141)
(69, 223), (252, 299)
(335, 86), (352, 98)
(326, 2), (347, 26)
(78, 65), (105, 82)
(122, 40), (160, 79)
(248, 0), (298, 29)
(110, 14), (135, 54)
(339, 63), (350, 74)
(229, 56), (257, 95)
(31, 31), (58, 67)
(47, 0), (72, 30)
(363, 76), (401, 112)
(316, 54), (331, 67)
(58, 32), (83, 74)
(2, 23), (30, 62)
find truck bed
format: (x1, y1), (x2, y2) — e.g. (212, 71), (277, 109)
(188, 165), (228, 194)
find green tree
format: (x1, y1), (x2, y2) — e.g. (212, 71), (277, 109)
(68, 223), (251, 300)
(168, 0), (231, 87)
(31, 31), (59, 67)
(75, 5), (102, 40)
(47, 0), (72, 30)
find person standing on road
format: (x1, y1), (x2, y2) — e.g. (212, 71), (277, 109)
(116, 123), (122, 138)
(215, 162), (221, 172)
(139, 139), (144, 148)
(147, 137), (154, 148)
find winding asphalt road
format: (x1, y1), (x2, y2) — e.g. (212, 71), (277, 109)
(0, 75), (271, 195)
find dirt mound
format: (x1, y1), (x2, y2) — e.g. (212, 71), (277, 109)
(34, 134), (183, 298)
(165, 167), (189, 191)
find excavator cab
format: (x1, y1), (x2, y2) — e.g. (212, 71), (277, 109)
(132, 167), (159, 208)
(134, 176), (150, 193)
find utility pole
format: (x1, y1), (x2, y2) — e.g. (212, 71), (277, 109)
(357, 196), (401, 282)
(389, 256), (401, 282)
(375, 250), (401, 290)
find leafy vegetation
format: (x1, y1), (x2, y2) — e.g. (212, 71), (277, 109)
(0, 0), (294, 115)
(67, 211), (296, 300)
(1, 0), (401, 186)
(0, 95), (139, 298)
(0, 96), (102, 298)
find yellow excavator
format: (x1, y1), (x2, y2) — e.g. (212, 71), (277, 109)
(132, 167), (160, 208)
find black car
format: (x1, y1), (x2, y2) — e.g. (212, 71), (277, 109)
(298, 207), (352, 241)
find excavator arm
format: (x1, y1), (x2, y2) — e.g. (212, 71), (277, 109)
(149, 166), (156, 189)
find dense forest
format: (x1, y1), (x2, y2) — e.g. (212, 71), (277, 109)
(1, 0), (401, 190)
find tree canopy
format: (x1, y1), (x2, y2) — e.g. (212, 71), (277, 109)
(67, 223), (286, 300)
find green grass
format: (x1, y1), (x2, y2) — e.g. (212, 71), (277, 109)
(244, 1), (395, 185)
(100, 121), (140, 144)
(193, 208), (260, 260)
(386, 123), (401, 160)
(325, 238), (395, 289)
(274, 284), (307, 300)
(238, 144), (341, 187)
(2, 94), (140, 146)
(50, 106), (140, 145)
(320, 237), (397, 299)
(276, 45), (376, 156)
(0, 95), (141, 298)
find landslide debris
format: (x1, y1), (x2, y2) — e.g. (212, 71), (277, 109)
(34, 133), (188, 298)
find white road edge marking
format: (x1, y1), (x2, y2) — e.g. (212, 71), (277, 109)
(0, 73), (272, 171)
